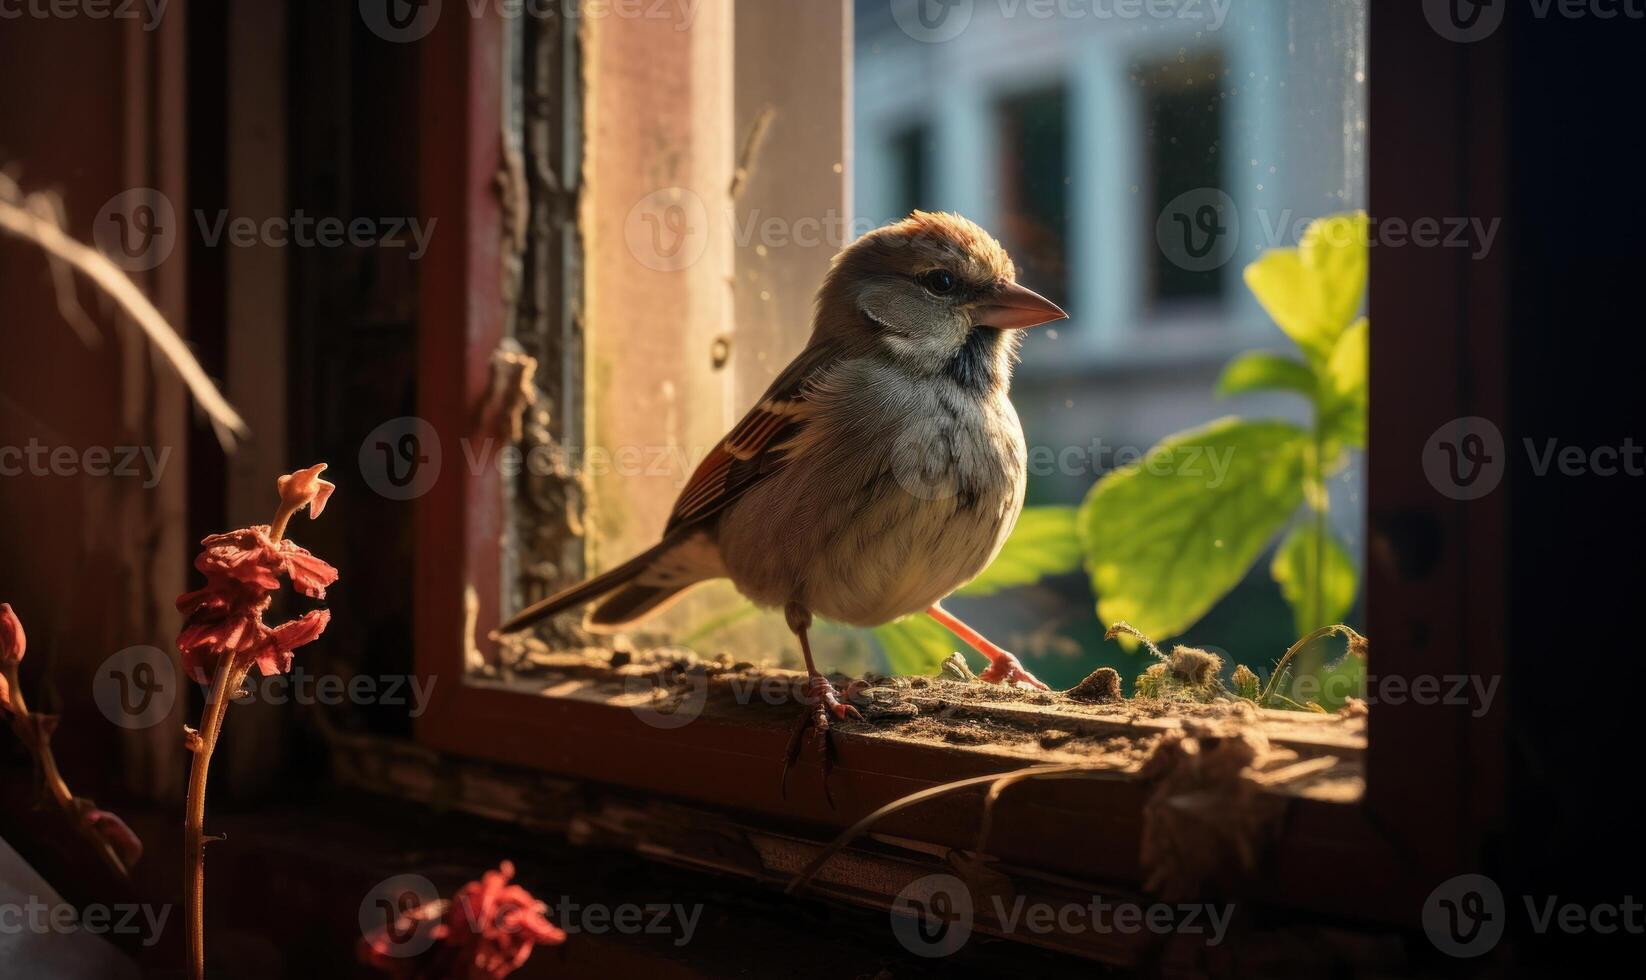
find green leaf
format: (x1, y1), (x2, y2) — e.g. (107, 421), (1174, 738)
(1320, 317), (1368, 450)
(1310, 647), (1366, 713)
(1078, 418), (1310, 642)
(872, 614), (957, 677)
(1301, 212), (1369, 335)
(1243, 211), (1368, 364)
(1270, 523), (1359, 637)
(957, 506), (1082, 596)
(1216, 351), (1320, 401)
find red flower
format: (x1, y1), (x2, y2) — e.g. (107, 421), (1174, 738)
(175, 526), (338, 683)
(443, 862), (565, 980)
(0, 602), (23, 716)
(83, 808), (143, 869)
(1, 603), (24, 667)
(277, 463), (336, 521)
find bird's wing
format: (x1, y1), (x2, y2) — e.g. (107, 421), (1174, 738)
(665, 342), (841, 533)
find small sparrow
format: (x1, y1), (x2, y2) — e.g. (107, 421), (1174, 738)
(498, 211), (1066, 735)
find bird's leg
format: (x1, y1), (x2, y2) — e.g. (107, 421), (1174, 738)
(927, 602), (1050, 691)
(780, 601), (861, 805)
(788, 601), (862, 723)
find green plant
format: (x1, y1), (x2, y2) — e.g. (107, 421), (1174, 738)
(1079, 212), (1369, 642)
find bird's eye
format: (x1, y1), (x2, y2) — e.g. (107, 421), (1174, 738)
(918, 269), (958, 295)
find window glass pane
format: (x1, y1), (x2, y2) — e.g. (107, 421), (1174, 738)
(854, 0), (1368, 697)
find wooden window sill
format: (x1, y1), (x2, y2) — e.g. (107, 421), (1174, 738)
(484, 643), (1366, 806)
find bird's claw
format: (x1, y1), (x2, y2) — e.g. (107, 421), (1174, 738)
(779, 675), (863, 806)
(807, 674), (864, 721)
(781, 703), (840, 807)
(979, 652), (1050, 691)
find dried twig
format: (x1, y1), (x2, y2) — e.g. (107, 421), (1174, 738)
(1259, 624), (1368, 707)
(0, 174), (248, 450)
(785, 763), (1129, 897)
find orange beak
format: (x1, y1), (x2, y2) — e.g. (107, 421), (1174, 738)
(972, 281), (1069, 330)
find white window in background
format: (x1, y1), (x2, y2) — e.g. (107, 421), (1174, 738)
(995, 85), (1071, 311)
(1139, 50), (1227, 312)
(854, 0), (1365, 362)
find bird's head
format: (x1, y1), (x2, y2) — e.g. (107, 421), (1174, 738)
(816, 210), (1067, 388)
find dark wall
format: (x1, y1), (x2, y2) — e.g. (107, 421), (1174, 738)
(1504, 1), (1646, 967)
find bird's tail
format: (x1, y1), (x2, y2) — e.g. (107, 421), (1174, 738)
(493, 532), (720, 635)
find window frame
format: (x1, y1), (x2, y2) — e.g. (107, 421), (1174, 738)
(413, 0), (1508, 933)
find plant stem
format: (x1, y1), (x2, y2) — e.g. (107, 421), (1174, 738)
(1259, 623), (1367, 708)
(185, 505), (297, 980)
(3, 663), (129, 877)
(1310, 419), (1328, 633)
(267, 499), (302, 544)
(183, 654), (249, 980)
(787, 763), (1128, 897)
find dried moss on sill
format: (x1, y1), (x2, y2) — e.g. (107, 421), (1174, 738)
(488, 635), (1365, 801)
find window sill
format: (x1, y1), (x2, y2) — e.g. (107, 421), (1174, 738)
(481, 644), (1365, 806)
(388, 640), (1396, 962)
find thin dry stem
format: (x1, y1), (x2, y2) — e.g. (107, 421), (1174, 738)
(183, 501), (300, 980)
(3, 663), (130, 877)
(787, 763), (1128, 897)
(1259, 624), (1369, 707)
(975, 765), (1098, 854)
(0, 175), (248, 450)
(1104, 621), (1167, 661)
(183, 656), (246, 980)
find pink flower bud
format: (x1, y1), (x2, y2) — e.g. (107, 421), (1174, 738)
(83, 809), (143, 870)
(1, 603), (25, 667)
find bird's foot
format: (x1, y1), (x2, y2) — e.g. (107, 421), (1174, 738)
(978, 652), (1050, 691)
(780, 675), (864, 807)
(806, 674), (866, 723)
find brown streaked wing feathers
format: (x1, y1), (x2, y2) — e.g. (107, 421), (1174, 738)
(664, 341), (838, 533)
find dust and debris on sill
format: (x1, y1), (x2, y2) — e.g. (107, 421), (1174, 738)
(488, 635), (1366, 804)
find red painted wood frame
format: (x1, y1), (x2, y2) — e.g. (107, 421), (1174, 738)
(414, 3), (1511, 927)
